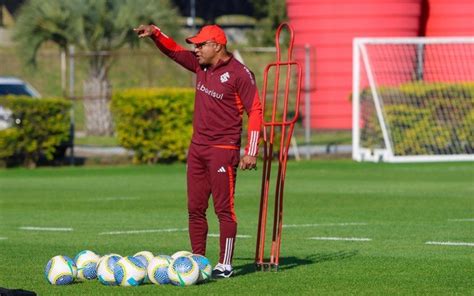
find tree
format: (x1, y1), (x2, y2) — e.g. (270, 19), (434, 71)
(13, 0), (180, 136)
(172, 0), (254, 24)
(248, 0), (287, 46)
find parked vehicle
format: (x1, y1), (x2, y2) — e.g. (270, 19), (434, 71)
(0, 76), (73, 161)
(0, 76), (41, 97)
(0, 77), (41, 130)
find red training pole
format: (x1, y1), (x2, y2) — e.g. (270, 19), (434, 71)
(255, 22), (302, 271)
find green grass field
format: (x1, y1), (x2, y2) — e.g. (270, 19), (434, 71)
(0, 160), (473, 295)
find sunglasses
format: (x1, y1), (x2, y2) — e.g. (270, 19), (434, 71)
(194, 41), (215, 49)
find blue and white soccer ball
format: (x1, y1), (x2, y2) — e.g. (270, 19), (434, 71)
(44, 255), (77, 285)
(190, 254), (212, 283)
(114, 256), (146, 286)
(167, 256), (199, 286)
(147, 255), (172, 285)
(133, 251), (154, 283)
(171, 250), (192, 259)
(74, 250), (100, 280)
(97, 254), (122, 286)
(133, 251), (154, 267)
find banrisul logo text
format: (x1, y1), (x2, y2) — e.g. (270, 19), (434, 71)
(197, 82), (224, 100)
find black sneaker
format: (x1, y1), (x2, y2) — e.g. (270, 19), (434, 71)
(212, 264), (234, 279)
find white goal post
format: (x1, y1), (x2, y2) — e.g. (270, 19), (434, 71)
(353, 37), (474, 163)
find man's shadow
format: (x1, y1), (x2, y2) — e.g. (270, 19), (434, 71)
(233, 250), (359, 277)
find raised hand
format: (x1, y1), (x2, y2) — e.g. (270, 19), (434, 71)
(133, 25), (155, 38)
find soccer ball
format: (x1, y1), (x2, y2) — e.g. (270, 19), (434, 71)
(97, 254), (122, 286)
(133, 251), (154, 266)
(133, 251), (154, 283)
(167, 256), (199, 286)
(74, 250), (100, 280)
(114, 256), (146, 286)
(44, 255), (77, 285)
(147, 255), (172, 285)
(190, 254), (212, 283)
(171, 250), (192, 259)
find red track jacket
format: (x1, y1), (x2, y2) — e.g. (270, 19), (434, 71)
(150, 27), (263, 156)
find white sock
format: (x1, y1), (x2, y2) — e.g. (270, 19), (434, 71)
(215, 262), (233, 271)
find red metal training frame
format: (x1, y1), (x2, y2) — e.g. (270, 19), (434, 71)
(255, 22), (302, 271)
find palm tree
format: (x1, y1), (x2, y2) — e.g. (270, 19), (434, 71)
(13, 0), (180, 136)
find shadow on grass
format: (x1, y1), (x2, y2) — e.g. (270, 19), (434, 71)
(234, 250), (359, 277)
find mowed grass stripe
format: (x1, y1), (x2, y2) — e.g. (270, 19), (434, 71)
(19, 226), (74, 232)
(308, 237), (372, 241)
(283, 222), (368, 228)
(208, 234), (251, 238)
(99, 228), (188, 235)
(425, 241), (474, 247)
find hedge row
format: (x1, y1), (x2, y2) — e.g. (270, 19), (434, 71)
(360, 82), (473, 155)
(0, 96), (71, 168)
(111, 88), (194, 164)
(0, 88), (195, 167)
(2, 82), (471, 167)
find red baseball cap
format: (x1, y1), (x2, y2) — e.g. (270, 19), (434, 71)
(186, 25), (227, 45)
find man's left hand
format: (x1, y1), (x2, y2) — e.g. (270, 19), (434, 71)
(239, 155), (257, 170)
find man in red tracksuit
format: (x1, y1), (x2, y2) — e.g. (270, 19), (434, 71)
(134, 24), (263, 278)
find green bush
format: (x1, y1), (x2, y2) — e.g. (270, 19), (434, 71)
(384, 104), (451, 155)
(360, 82), (473, 155)
(0, 96), (71, 168)
(111, 88), (194, 164)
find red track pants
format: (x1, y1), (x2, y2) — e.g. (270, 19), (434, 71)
(187, 142), (240, 265)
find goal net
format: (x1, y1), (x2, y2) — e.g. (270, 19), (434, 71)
(353, 37), (474, 162)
